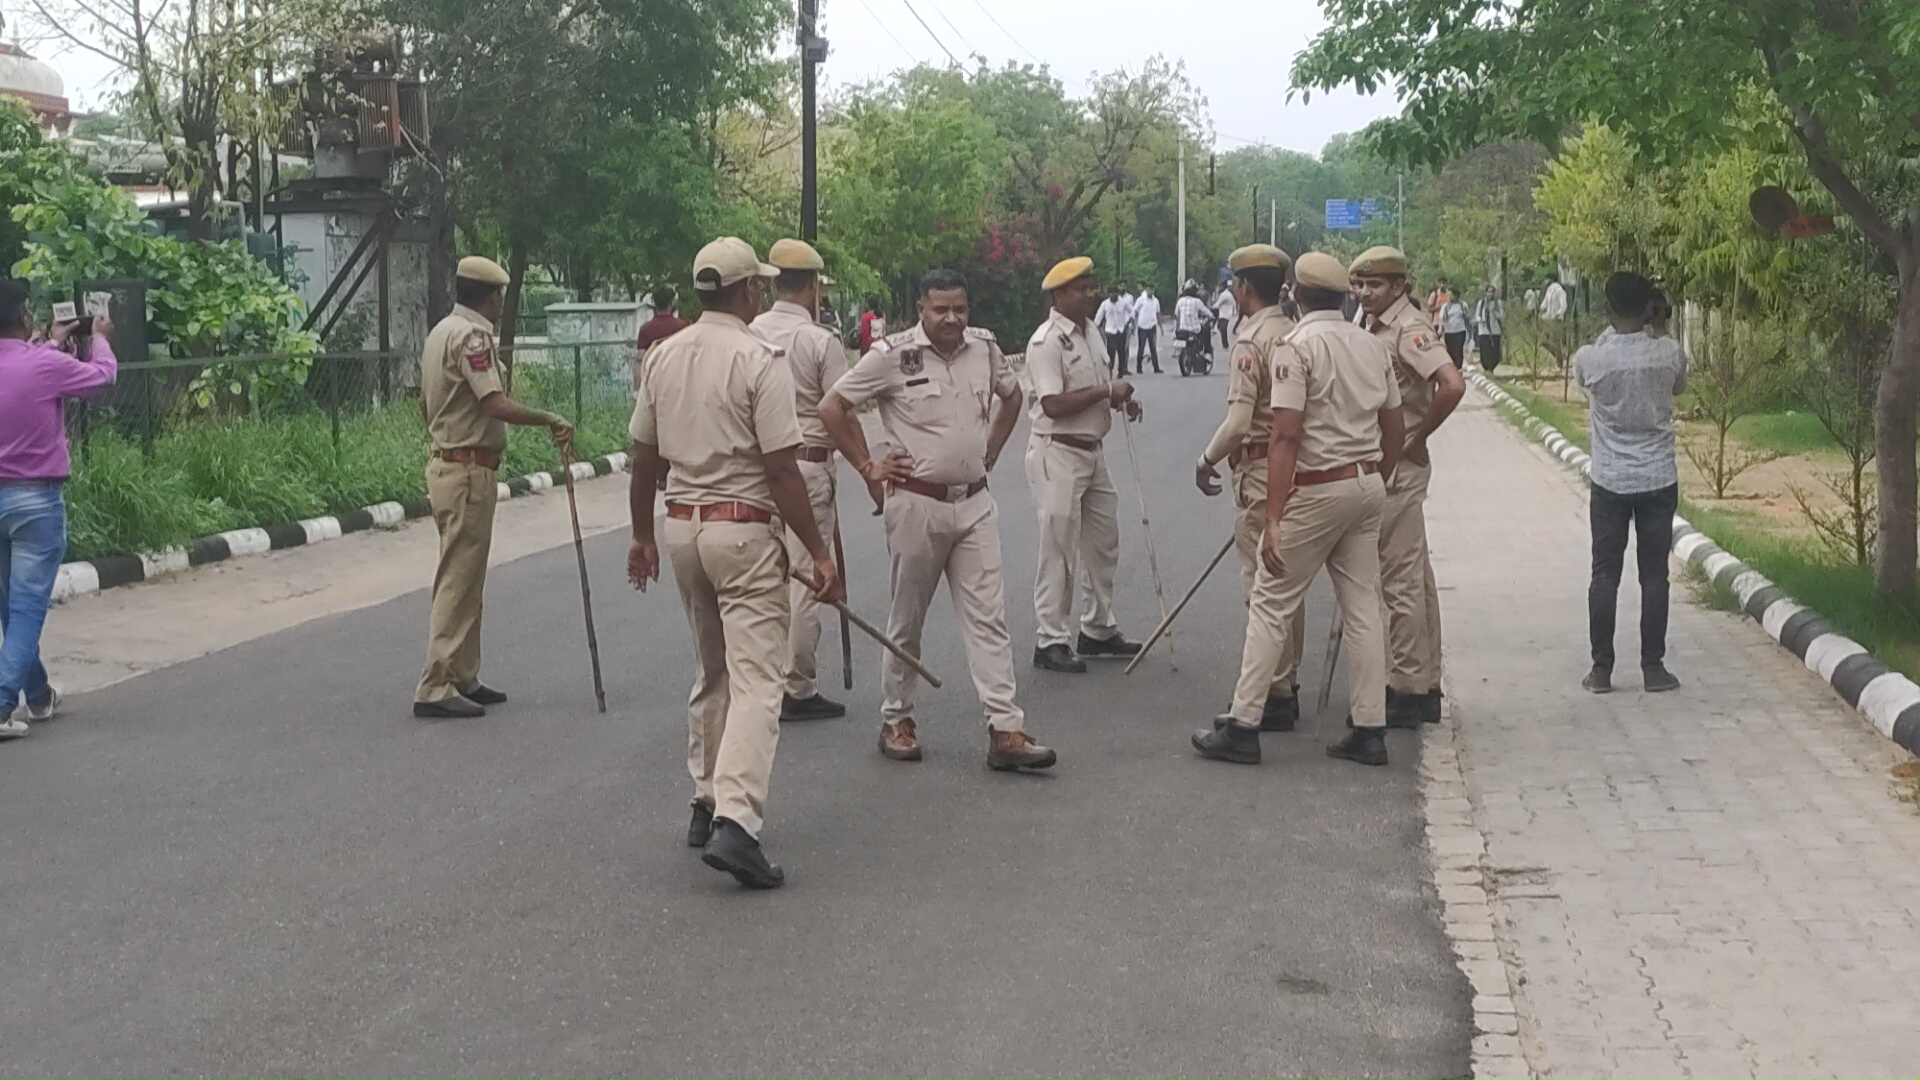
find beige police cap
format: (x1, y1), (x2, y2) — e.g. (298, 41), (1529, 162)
(1294, 252), (1352, 292)
(768, 238), (826, 272)
(456, 255), (510, 286)
(1349, 245), (1408, 277)
(692, 236), (779, 290)
(1228, 244), (1292, 274)
(1041, 256), (1095, 291)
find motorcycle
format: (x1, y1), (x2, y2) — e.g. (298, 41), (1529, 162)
(1175, 328), (1213, 376)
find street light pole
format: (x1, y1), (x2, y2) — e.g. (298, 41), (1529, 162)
(799, 0), (827, 240)
(1176, 134), (1187, 287)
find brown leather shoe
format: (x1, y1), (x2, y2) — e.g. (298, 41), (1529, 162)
(987, 727), (1057, 771)
(879, 719), (923, 761)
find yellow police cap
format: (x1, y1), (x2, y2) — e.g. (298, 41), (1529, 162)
(1041, 256), (1094, 291)
(767, 238), (826, 272)
(692, 237), (779, 290)
(1294, 252), (1352, 291)
(1349, 245), (1408, 277)
(456, 255), (510, 286)
(1228, 244), (1292, 274)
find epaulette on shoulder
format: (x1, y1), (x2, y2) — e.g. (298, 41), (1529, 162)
(1027, 324), (1050, 346)
(966, 326), (997, 342)
(884, 328), (918, 346)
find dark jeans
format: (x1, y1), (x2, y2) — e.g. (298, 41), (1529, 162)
(1217, 317), (1232, 348)
(1104, 331), (1129, 373)
(1443, 330), (1467, 368)
(1589, 481), (1677, 672)
(1136, 326), (1160, 372)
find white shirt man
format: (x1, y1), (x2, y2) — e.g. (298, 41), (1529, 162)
(1097, 293), (1135, 336)
(1539, 280), (1569, 321)
(1133, 289), (1160, 331)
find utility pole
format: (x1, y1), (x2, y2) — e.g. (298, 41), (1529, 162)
(798, 0), (827, 240)
(1270, 199), (1276, 246)
(1251, 184), (1260, 244)
(1396, 172), (1405, 252)
(1176, 135), (1187, 287)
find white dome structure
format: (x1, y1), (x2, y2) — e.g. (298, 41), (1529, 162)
(0, 42), (72, 133)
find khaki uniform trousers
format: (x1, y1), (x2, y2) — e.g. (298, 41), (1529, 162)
(1025, 436), (1122, 649)
(1230, 473), (1388, 728)
(881, 489), (1025, 733)
(666, 515), (790, 838)
(782, 459), (839, 699)
(1232, 459), (1305, 698)
(1379, 459), (1444, 693)
(416, 458), (498, 702)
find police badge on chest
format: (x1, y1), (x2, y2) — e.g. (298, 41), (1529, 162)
(899, 347), (924, 376)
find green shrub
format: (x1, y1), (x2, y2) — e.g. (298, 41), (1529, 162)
(64, 436), (240, 561)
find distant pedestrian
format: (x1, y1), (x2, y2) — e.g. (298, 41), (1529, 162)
(636, 285), (689, 389)
(1439, 293), (1470, 368)
(1096, 286), (1133, 374)
(1575, 271), (1687, 697)
(858, 295), (888, 352)
(1474, 285), (1506, 372)
(1539, 273), (1569, 321)
(0, 279), (117, 738)
(1647, 289), (1673, 339)
(413, 257), (574, 720)
(1132, 284), (1162, 373)
(1426, 278), (1454, 328)
(1212, 282), (1238, 348)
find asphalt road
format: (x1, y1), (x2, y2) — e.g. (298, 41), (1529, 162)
(0, 366), (1469, 1078)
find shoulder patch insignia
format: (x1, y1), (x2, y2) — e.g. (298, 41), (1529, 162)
(462, 328), (493, 371)
(1274, 362), (1292, 382)
(1412, 332), (1434, 351)
(1237, 355), (1254, 374)
(899, 346), (924, 376)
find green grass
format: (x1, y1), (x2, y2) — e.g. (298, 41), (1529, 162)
(1490, 375), (1592, 450)
(65, 381), (634, 564)
(1727, 411), (1841, 459)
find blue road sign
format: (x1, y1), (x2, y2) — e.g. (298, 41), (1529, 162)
(1325, 199), (1365, 230)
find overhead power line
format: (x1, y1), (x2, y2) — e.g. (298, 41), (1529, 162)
(965, 0), (1042, 64)
(925, 0), (980, 57)
(895, 0), (964, 66)
(852, 0), (920, 60)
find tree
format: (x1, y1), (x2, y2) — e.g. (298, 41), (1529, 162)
(1294, 0), (1920, 600)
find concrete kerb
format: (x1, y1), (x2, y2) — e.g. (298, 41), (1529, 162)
(1467, 369), (1920, 756)
(51, 451), (632, 604)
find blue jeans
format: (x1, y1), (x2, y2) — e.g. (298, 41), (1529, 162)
(0, 484), (66, 713)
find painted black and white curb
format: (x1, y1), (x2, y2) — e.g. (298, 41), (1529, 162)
(52, 451), (631, 604)
(1470, 370), (1920, 757)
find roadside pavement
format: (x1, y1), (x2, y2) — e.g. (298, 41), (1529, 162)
(1429, 387), (1920, 1078)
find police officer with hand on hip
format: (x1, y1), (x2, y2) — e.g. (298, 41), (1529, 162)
(1024, 257), (1144, 674)
(1196, 244), (1303, 733)
(1191, 252), (1404, 767)
(1350, 246), (1465, 728)
(413, 256), (574, 720)
(628, 237), (842, 890)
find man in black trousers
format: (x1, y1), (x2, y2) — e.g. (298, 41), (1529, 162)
(1574, 271), (1688, 695)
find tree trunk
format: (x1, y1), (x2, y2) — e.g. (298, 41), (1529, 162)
(1873, 245), (1920, 602)
(500, 237), (530, 359)
(426, 141), (454, 322)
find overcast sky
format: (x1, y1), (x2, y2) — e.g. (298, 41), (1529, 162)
(30, 0), (1393, 156)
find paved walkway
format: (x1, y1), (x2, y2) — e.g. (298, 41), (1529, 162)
(1428, 388), (1920, 1078)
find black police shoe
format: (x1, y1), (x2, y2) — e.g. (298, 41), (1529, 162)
(1385, 688), (1424, 729)
(413, 696), (485, 719)
(458, 682), (508, 706)
(687, 802), (715, 848)
(1326, 725), (1388, 767)
(1260, 693), (1299, 732)
(781, 693), (848, 722)
(1582, 667), (1613, 694)
(1420, 689), (1444, 724)
(1076, 632), (1144, 659)
(1643, 664), (1681, 693)
(1033, 644), (1088, 673)
(701, 817), (786, 889)
(1193, 718), (1261, 764)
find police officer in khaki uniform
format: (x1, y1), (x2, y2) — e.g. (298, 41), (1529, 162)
(412, 256), (574, 719)
(817, 268), (1056, 771)
(1195, 244), (1304, 732)
(627, 237), (842, 890)
(1351, 246), (1466, 728)
(1024, 257), (1143, 673)
(1192, 253), (1406, 767)
(751, 238), (851, 723)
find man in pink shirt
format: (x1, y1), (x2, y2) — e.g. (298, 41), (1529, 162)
(0, 279), (118, 739)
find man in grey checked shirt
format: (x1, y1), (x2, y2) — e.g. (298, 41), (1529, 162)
(1575, 271), (1687, 696)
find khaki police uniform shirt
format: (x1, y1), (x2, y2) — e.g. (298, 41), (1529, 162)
(1368, 293), (1452, 427)
(751, 299), (843, 450)
(829, 323), (1018, 486)
(1024, 309), (1113, 440)
(1273, 310), (1403, 472)
(1226, 305), (1298, 448)
(421, 305), (509, 453)
(629, 310), (803, 512)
